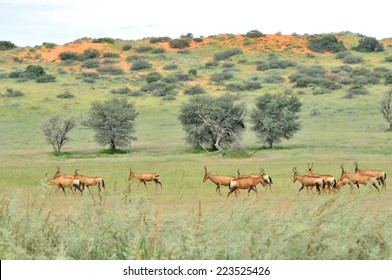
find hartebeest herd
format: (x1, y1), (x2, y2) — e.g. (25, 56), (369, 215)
(45, 162), (387, 197)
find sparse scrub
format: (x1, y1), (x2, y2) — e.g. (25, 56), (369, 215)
(98, 66), (124, 75)
(168, 39), (190, 49)
(213, 48), (243, 61)
(131, 60), (152, 71)
(307, 35), (346, 53)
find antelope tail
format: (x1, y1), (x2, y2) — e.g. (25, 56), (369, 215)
(269, 176), (273, 184)
(102, 179), (105, 188)
(333, 179), (337, 189)
(385, 173), (387, 180)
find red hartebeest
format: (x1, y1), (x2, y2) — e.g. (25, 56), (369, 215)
(340, 164), (379, 193)
(305, 162), (337, 193)
(128, 168), (162, 189)
(236, 168), (272, 192)
(292, 167), (324, 195)
(354, 162), (387, 190)
(203, 166), (236, 195)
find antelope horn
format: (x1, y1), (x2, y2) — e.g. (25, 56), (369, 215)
(354, 161), (358, 167)
(340, 164), (345, 171)
(74, 169), (79, 174)
(45, 173), (48, 178)
(292, 167), (297, 173)
(56, 166), (60, 171)
(237, 169), (241, 176)
(204, 165), (207, 174)
(260, 168), (265, 174)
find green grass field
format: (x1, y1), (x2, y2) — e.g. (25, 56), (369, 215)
(0, 34), (391, 259)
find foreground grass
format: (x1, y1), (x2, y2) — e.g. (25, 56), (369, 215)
(1, 186), (391, 260)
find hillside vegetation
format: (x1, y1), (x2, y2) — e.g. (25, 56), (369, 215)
(0, 32), (391, 260)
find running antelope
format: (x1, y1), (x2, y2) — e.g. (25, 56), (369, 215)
(237, 168), (272, 192)
(292, 167), (324, 195)
(45, 174), (82, 196)
(227, 174), (266, 198)
(305, 163), (337, 193)
(128, 168), (162, 189)
(203, 166), (236, 195)
(354, 162), (387, 190)
(340, 164), (379, 193)
(74, 170), (105, 192)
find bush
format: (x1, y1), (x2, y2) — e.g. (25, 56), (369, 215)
(36, 74), (56, 83)
(213, 48), (243, 61)
(342, 55), (365, 64)
(145, 72), (162, 83)
(126, 55), (144, 62)
(110, 86), (132, 95)
(245, 30), (265, 38)
(183, 85), (207, 95)
(59, 51), (80, 61)
(256, 59), (295, 71)
(226, 81), (262, 91)
(79, 49), (100, 61)
(384, 73), (392, 85)
(163, 72), (189, 84)
(135, 46), (153, 53)
(98, 66), (124, 75)
(264, 75), (285, 83)
(188, 69), (197, 76)
(169, 39), (190, 49)
(354, 36), (384, 52)
(149, 37), (171, 44)
(92, 37), (115, 43)
(103, 52), (120, 58)
(4, 88), (24, 97)
(56, 92), (74, 98)
(345, 84), (369, 98)
(163, 64), (178, 70)
(307, 35), (346, 53)
(81, 59), (100, 68)
(122, 44), (132, 51)
(24, 65), (45, 79)
(131, 60), (152, 71)
(0, 40), (17, 50)
(210, 72), (234, 84)
(384, 56), (392, 63)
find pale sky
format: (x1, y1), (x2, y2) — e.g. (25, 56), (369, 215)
(1, 0), (391, 47)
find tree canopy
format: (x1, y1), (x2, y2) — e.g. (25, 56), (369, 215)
(251, 94), (302, 148)
(82, 98), (138, 150)
(178, 94), (246, 151)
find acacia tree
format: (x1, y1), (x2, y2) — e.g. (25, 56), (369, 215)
(82, 98), (138, 151)
(380, 88), (392, 131)
(178, 94), (246, 151)
(251, 93), (301, 148)
(41, 115), (75, 152)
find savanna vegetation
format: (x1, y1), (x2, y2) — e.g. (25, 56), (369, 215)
(0, 32), (391, 260)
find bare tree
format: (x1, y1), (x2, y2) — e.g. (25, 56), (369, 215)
(41, 115), (75, 152)
(380, 88), (392, 131)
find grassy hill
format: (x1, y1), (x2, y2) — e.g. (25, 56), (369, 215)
(0, 32), (391, 259)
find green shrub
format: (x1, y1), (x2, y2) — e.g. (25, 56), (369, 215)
(345, 84), (369, 98)
(384, 56), (392, 62)
(145, 72), (163, 83)
(307, 35), (346, 53)
(169, 39), (190, 49)
(36, 74), (56, 83)
(92, 37), (115, 43)
(110, 86), (132, 95)
(56, 92), (74, 98)
(354, 36), (384, 52)
(98, 66), (124, 75)
(0, 40), (17, 50)
(131, 60), (152, 71)
(188, 69), (197, 76)
(135, 46), (154, 53)
(103, 52), (120, 58)
(4, 88), (24, 97)
(122, 44), (132, 51)
(59, 51), (80, 61)
(226, 81), (262, 91)
(79, 49), (100, 60)
(245, 30), (265, 38)
(213, 48), (243, 61)
(163, 64), (178, 70)
(183, 85), (207, 95)
(384, 73), (392, 84)
(211, 72), (234, 84)
(149, 37), (171, 43)
(126, 55), (144, 62)
(81, 59), (100, 68)
(256, 59), (295, 71)
(264, 75), (285, 83)
(342, 55), (365, 64)
(24, 65), (45, 78)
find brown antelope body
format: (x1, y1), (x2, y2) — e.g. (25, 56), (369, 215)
(292, 167), (324, 195)
(335, 178), (352, 191)
(340, 164), (379, 193)
(46, 176), (81, 196)
(354, 162), (387, 190)
(228, 176), (266, 198)
(203, 166), (236, 195)
(74, 170), (105, 192)
(128, 168), (162, 189)
(237, 168), (272, 192)
(305, 163), (337, 193)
